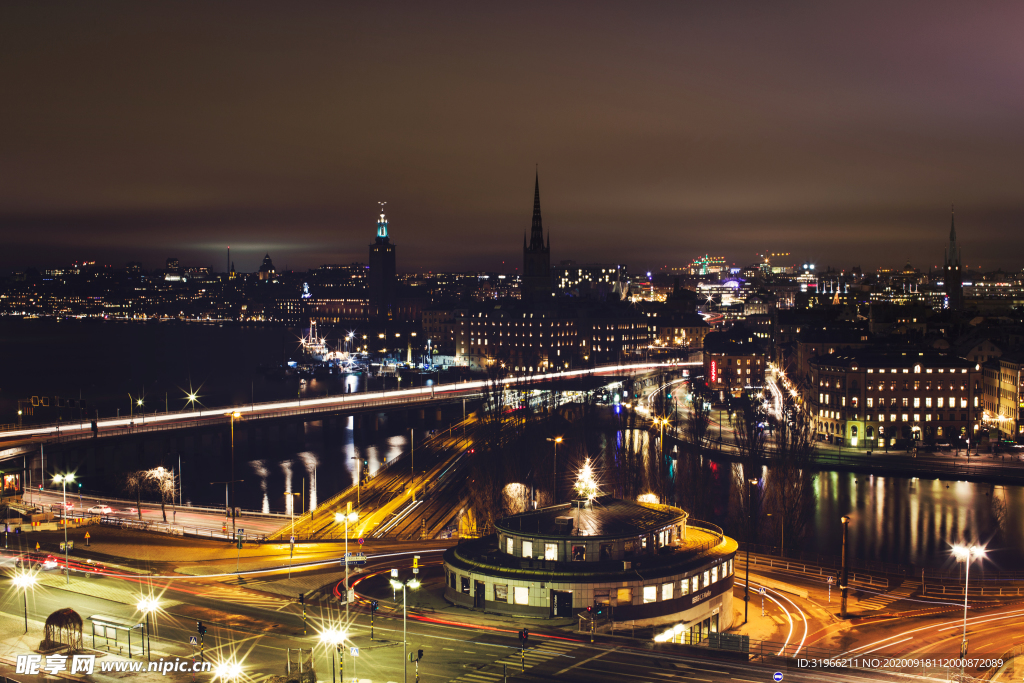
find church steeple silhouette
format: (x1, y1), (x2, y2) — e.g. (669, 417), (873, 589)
(522, 169), (552, 301)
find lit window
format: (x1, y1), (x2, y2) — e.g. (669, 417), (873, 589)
(544, 543), (557, 561)
(662, 583), (673, 601)
(925, 397), (932, 408)
(522, 541), (533, 558)
(867, 398), (874, 408)
(711, 566), (719, 583)
(902, 414), (909, 422)
(680, 579), (689, 595)
(703, 570), (710, 587)
(616, 587), (632, 604)
(938, 397), (944, 408)
(506, 537), (514, 554)
(914, 398), (920, 408)
(692, 576), (699, 593)
(643, 586), (657, 603)
(514, 586), (529, 605)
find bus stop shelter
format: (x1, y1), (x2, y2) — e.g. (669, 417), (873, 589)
(87, 614), (145, 658)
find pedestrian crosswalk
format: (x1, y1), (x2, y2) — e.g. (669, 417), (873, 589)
(449, 640), (577, 682)
(857, 581), (920, 611)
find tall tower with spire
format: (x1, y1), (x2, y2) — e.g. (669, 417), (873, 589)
(943, 206), (963, 311)
(522, 171), (552, 302)
(369, 201), (397, 321)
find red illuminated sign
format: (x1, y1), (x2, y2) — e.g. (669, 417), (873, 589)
(710, 359), (717, 384)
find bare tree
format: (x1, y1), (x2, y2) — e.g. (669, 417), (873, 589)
(122, 471), (146, 520)
(147, 467), (177, 523)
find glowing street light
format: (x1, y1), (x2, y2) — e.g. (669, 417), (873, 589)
(12, 571), (36, 632)
(136, 597), (160, 660)
(546, 436), (563, 502)
(335, 510), (359, 623)
(212, 660), (244, 683)
(390, 574), (420, 683)
(952, 543), (986, 662)
(318, 627), (349, 683)
(53, 472), (74, 585)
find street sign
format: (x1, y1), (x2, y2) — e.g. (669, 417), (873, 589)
(84, 532), (90, 539)
(827, 576), (834, 584)
(189, 636), (198, 646)
(358, 537), (364, 545)
(759, 587), (766, 595)
(774, 673), (784, 682)
(350, 647), (359, 657)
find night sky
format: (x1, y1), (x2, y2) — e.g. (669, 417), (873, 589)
(3, 2), (1024, 274)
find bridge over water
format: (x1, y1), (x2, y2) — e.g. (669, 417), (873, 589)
(0, 361), (699, 457)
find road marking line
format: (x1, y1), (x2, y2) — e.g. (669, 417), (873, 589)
(554, 647), (614, 675)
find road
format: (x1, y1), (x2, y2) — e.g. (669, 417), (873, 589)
(25, 489), (288, 537)
(1, 544), (953, 683)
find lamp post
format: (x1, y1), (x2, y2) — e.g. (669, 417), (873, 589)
(952, 544), (985, 663)
(12, 572), (36, 632)
(136, 598), (159, 660)
(546, 436), (562, 503)
(285, 491), (301, 563)
(319, 628), (348, 683)
(390, 573), (421, 683)
(227, 411), (241, 535)
(53, 473), (74, 585)
(840, 514), (851, 618)
(335, 510), (358, 623)
(744, 477), (758, 624)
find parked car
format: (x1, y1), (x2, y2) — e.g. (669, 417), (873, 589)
(87, 505), (113, 515)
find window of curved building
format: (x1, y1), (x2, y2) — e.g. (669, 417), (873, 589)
(643, 586), (657, 603)
(680, 578), (689, 596)
(661, 583), (673, 601)
(513, 586), (529, 605)
(544, 543), (558, 561)
(522, 541), (533, 559)
(711, 566), (719, 583)
(692, 576), (699, 593)
(617, 587), (632, 604)
(506, 537), (514, 554)
(703, 571), (710, 588)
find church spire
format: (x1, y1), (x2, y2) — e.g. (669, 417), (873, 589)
(376, 201), (389, 240)
(949, 204), (956, 244)
(529, 170), (544, 250)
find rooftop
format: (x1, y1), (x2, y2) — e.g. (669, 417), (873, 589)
(496, 497), (687, 539)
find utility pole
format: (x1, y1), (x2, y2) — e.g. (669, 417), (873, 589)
(840, 514), (851, 618)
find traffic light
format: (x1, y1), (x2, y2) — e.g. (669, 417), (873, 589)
(418, 649), (423, 661)
(585, 605), (592, 613)
(197, 621), (207, 636)
(371, 600), (379, 612)
(523, 628), (529, 644)
(298, 593), (304, 605)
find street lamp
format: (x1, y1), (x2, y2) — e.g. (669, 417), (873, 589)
(12, 571), (36, 633)
(840, 514), (851, 618)
(952, 544), (986, 661)
(227, 411), (241, 534)
(546, 436), (562, 503)
(744, 477), (758, 624)
(53, 473), (74, 585)
(335, 510), (358, 623)
(390, 573), (421, 683)
(318, 627), (348, 683)
(136, 597), (159, 660)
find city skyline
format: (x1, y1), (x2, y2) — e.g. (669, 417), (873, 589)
(4, 3), (1024, 272)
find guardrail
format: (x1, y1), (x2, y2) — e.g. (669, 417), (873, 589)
(736, 552), (890, 589)
(55, 511), (267, 543)
(923, 584), (1024, 598)
(737, 543), (909, 578)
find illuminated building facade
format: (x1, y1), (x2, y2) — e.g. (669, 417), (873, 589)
(809, 351), (982, 448)
(444, 497), (736, 641)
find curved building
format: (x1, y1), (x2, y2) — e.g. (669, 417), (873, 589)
(443, 497), (737, 641)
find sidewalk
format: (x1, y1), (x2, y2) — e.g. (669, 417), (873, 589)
(0, 612), (198, 683)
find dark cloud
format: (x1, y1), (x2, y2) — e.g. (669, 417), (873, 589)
(2, 1), (1023, 273)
